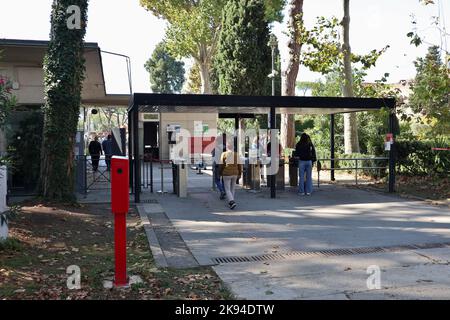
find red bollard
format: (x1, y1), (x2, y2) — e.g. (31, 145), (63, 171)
(111, 156), (129, 287)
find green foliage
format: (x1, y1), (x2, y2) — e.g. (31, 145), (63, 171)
(300, 69), (406, 157)
(0, 205), (21, 228)
(215, 0), (271, 95)
(185, 62), (202, 93)
(407, 1), (448, 54)
(7, 111), (44, 190)
(298, 15), (389, 75)
(0, 72), (16, 167)
(39, 0), (89, 202)
(0, 76), (16, 126)
(396, 138), (450, 176)
(408, 46), (450, 135)
(0, 237), (23, 251)
(145, 41), (185, 93)
(140, 0), (284, 92)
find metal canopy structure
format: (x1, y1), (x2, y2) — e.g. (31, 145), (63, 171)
(128, 93), (397, 203)
(130, 93), (395, 114)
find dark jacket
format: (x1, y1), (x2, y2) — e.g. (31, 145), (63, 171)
(294, 142), (316, 162)
(88, 141), (102, 156)
(102, 139), (113, 155)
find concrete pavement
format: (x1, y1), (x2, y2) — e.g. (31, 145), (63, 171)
(135, 175), (450, 299)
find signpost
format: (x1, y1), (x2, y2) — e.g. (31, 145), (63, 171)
(111, 156), (129, 287)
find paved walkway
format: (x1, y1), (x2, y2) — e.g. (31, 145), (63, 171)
(135, 173), (450, 299)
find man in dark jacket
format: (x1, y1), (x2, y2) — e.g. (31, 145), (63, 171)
(102, 134), (113, 171)
(88, 136), (102, 172)
(294, 133), (316, 195)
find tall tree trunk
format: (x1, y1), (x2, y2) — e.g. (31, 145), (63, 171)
(199, 62), (212, 94)
(281, 0), (304, 150)
(39, 0), (88, 201)
(198, 43), (212, 94)
(342, 0), (360, 154)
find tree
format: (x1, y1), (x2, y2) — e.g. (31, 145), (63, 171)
(185, 62), (202, 94)
(281, 0), (304, 150)
(301, 67), (405, 156)
(407, 0), (450, 56)
(39, 0), (89, 201)
(144, 41), (185, 93)
(296, 4), (389, 154)
(214, 0), (271, 96)
(409, 46), (450, 135)
(341, 0), (359, 153)
(140, 0), (285, 93)
(0, 75), (16, 126)
(1, 70), (16, 168)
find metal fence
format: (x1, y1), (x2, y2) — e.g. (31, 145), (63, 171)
(316, 157), (389, 187)
(75, 155), (179, 196)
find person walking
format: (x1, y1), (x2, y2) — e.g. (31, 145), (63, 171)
(88, 135), (102, 172)
(102, 134), (113, 171)
(294, 133), (316, 196)
(219, 142), (242, 210)
(212, 136), (226, 200)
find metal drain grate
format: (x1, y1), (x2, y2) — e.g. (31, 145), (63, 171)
(141, 199), (159, 204)
(212, 242), (450, 264)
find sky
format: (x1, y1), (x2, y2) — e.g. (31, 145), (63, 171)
(0, 0), (448, 94)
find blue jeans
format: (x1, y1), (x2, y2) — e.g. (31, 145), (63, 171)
(213, 165), (225, 193)
(298, 160), (313, 194)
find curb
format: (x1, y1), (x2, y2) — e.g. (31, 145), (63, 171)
(136, 205), (169, 268)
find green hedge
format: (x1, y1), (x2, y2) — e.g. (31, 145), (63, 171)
(396, 139), (450, 176)
(313, 138), (450, 178)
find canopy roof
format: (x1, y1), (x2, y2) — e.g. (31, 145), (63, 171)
(0, 39), (130, 106)
(129, 93), (396, 115)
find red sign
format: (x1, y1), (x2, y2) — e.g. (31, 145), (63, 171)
(189, 137), (216, 155)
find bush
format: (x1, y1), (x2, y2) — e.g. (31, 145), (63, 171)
(0, 237), (23, 251)
(396, 138), (450, 176)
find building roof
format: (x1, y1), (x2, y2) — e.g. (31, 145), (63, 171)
(0, 39), (130, 106)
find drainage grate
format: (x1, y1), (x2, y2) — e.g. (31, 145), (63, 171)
(212, 242), (450, 265)
(141, 199), (159, 204)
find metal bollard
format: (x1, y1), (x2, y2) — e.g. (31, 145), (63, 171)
(157, 161), (167, 194)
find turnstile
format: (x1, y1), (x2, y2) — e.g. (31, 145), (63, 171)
(174, 162), (187, 198)
(276, 159), (285, 190)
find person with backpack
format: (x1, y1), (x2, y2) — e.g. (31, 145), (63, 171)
(294, 133), (317, 196)
(219, 141), (242, 210)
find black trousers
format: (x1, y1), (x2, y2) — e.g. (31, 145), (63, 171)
(105, 154), (112, 170)
(91, 155), (100, 171)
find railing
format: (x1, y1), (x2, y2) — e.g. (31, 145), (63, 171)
(316, 157), (389, 187)
(76, 155), (160, 195)
(131, 156), (176, 195)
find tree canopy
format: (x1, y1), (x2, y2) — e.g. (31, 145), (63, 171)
(214, 0), (271, 96)
(140, 0), (285, 93)
(144, 41), (185, 93)
(409, 46), (450, 135)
